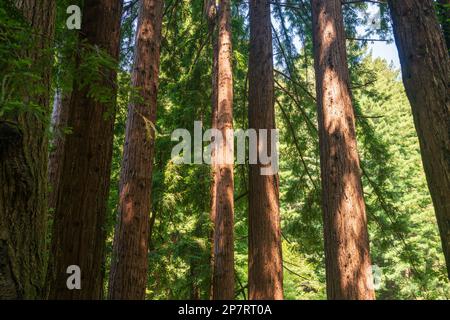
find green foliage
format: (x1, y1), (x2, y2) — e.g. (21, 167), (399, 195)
(353, 57), (450, 299)
(0, 2), (52, 121)
(101, 0), (449, 300)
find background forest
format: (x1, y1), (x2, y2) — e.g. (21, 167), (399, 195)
(0, 0), (449, 300)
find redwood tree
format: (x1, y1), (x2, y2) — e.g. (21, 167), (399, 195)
(108, 0), (164, 300)
(0, 0), (55, 300)
(388, 0), (450, 279)
(311, 0), (375, 300)
(46, 0), (123, 299)
(248, 0), (283, 300)
(212, 0), (235, 300)
(207, 0), (219, 298)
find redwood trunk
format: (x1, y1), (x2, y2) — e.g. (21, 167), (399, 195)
(248, 0), (283, 300)
(212, 0), (235, 300)
(108, 0), (164, 300)
(311, 0), (375, 300)
(46, 0), (123, 299)
(388, 0), (450, 279)
(0, 0), (55, 299)
(207, 0), (219, 299)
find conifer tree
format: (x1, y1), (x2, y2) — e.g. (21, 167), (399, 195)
(311, 0), (375, 299)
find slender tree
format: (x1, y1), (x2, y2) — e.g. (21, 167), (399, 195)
(388, 0), (450, 279)
(206, 0), (219, 299)
(248, 0), (283, 300)
(0, 0), (55, 299)
(108, 0), (164, 300)
(212, 0), (235, 300)
(46, 0), (123, 299)
(311, 0), (375, 300)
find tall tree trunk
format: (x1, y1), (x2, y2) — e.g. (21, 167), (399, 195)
(46, 0), (123, 299)
(388, 0), (450, 279)
(206, 0), (219, 299)
(0, 0), (55, 300)
(311, 0), (375, 300)
(108, 0), (164, 300)
(438, 0), (450, 49)
(248, 0), (283, 300)
(212, 0), (235, 300)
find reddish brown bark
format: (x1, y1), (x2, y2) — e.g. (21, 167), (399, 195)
(388, 0), (450, 279)
(248, 0), (283, 300)
(311, 0), (375, 300)
(46, 0), (123, 300)
(108, 0), (164, 300)
(0, 0), (55, 300)
(207, 0), (219, 299)
(212, 0), (235, 300)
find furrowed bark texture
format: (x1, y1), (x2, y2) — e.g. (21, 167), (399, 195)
(311, 0), (375, 300)
(388, 0), (450, 279)
(108, 0), (164, 300)
(0, 0), (55, 300)
(46, 0), (123, 299)
(212, 0), (235, 300)
(248, 0), (283, 300)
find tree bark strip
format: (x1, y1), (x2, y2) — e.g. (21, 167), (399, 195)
(0, 0), (55, 300)
(388, 0), (450, 279)
(212, 0), (235, 300)
(108, 0), (164, 300)
(46, 0), (123, 299)
(206, 0), (219, 299)
(311, 0), (375, 300)
(248, 0), (284, 300)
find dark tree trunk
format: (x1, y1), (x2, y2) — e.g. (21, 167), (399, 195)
(108, 0), (164, 300)
(0, 0), (55, 300)
(248, 0), (283, 300)
(388, 0), (450, 279)
(212, 0), (235, 300)
(311, 0), (375, 300)
(46, 0), (123, 299)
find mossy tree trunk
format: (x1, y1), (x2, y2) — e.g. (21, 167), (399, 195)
(0, 0), (56, 300)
